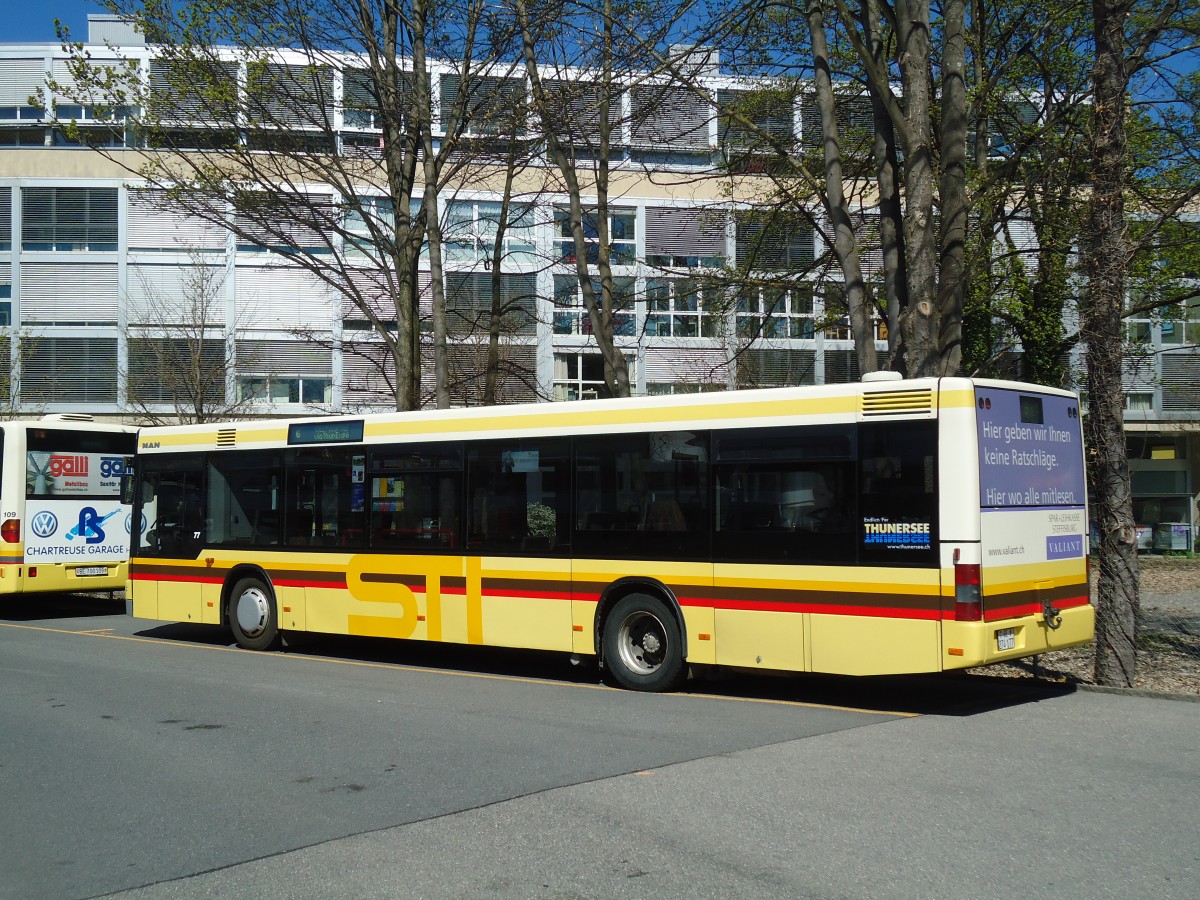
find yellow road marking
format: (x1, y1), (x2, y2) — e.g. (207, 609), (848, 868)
(0, 621), (917, 718)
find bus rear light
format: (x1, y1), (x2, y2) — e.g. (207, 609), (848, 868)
(28, 567), (37, 578)
(1, 519), (19, 543)
(954, 563), (983, 621)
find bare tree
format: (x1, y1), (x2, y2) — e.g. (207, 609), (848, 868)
(0, 330), (46, 419)
(514, 0), (628, 397)
(53, 0), (521, 411)
(124, 246), (268, 423)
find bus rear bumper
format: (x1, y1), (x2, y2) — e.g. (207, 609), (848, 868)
(940, 603), (1095, 670)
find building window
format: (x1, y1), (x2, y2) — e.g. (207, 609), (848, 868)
(444, 272), (537, 337)
(232, 191), (334, 255)
(646, 382), (723, 395)
(0, 106), (46, 121)
(736, 348), (818, 388)
(644, 206), (727, 269)
(440, 74), (527, 136)
(47, 105), (131, 148)
(819, 283), (885, 341)
(1125, 393), (1154, 412)
(128, 337), (226, 406)
(0, 284), (10, 326)
(444, 200), (536, 265)
(21, 337), (118, 403)
(238, 375), (332, 405)
(553, 275), (635, 336)
(0, 106), (50, 147)
(734, 212), (814, 272)
(1159, 295), (1200, 346)
(555, 207), (636, 265)
(21, 187), (118, 252)
(736, 284), (815, 339)
(343, 67), (413, 132)
(344, 196), (424, 261)
(645, 277), (723, 338)
(553, 352), (634, 401)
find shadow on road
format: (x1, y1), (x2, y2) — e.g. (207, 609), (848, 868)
(135, 619), (1074, 717)
(692, 668), (1076, 716)
(0, 592), (127, 622)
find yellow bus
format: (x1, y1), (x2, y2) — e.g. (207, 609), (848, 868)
(128, 375), (1094, 690)
(2, 417), (136, 597)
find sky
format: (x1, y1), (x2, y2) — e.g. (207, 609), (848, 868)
(0, 1), (103, 44)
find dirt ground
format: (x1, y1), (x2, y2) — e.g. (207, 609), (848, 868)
(974, 556), (1200, 695)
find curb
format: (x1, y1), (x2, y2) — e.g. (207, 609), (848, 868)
(1074, 681), (1200, 703)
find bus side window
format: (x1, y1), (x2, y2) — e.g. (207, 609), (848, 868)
(574, 431), (709, 561)
(466, 439), (570, 554)
(283, 448), (365, 548)
(138, 457), (206, 557)
(712, 424), (857, 564)
(858, 420), (938, 566)
(207, 451), (283, 547)
(369, 443), (462, 551)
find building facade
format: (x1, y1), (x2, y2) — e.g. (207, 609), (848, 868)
(0, 16), (1196, 545)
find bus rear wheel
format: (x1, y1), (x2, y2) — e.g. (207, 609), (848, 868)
(229, 576), (279, 651)
(603, 593), (685, 692)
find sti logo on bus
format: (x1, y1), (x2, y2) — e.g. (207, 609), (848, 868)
(48, 455), (89, 478)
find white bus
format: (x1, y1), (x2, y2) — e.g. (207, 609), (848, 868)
(1, 417), (136, 596)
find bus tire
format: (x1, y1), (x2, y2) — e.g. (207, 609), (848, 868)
(228, 576), (280, 651)
(602, 593), (685, 692)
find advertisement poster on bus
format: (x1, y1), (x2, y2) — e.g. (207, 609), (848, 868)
(976, 388), (1087, 564)
(24, 451), (130, 563)
(23, 500), (132, 563)
(26, 451), (127, 497)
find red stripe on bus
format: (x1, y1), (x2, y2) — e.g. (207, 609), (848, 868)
(982, 593), (1090, 621)
(679, 596), (941, 619)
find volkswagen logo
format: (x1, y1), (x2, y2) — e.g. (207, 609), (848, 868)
(31, 511), (58, 539)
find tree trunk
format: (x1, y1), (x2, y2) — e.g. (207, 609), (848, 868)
(412, 0), (450, 408)
(1085, 0), (1139, 686)
(484, 144), (520, 406)
(807, 1), (877, 375)
(935, 0), (967, 376)
(861, 0), (906, 365)
(514, 0), (631, 397)
(896, 0), (941, 377)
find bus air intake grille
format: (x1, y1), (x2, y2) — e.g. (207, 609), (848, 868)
(861, 388), (934, 416)
(216, 429), (237, 447)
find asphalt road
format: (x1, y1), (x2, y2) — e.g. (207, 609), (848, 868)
(1, 595), (1196, 900)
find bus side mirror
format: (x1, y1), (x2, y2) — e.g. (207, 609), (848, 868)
(120, 457), (136, 505)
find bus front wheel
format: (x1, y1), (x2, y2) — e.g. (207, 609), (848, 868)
(603, 593), (685, 692)
(229, 576), (280, 651)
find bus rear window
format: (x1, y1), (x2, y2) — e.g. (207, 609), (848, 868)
(1020, 395), (1044, 424)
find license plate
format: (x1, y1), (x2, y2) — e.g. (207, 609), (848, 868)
(997, 627), (1016, 651)
(75, 566), (108, 577)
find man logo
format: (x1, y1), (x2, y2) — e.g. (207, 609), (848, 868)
(31, 511), (58, 538)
